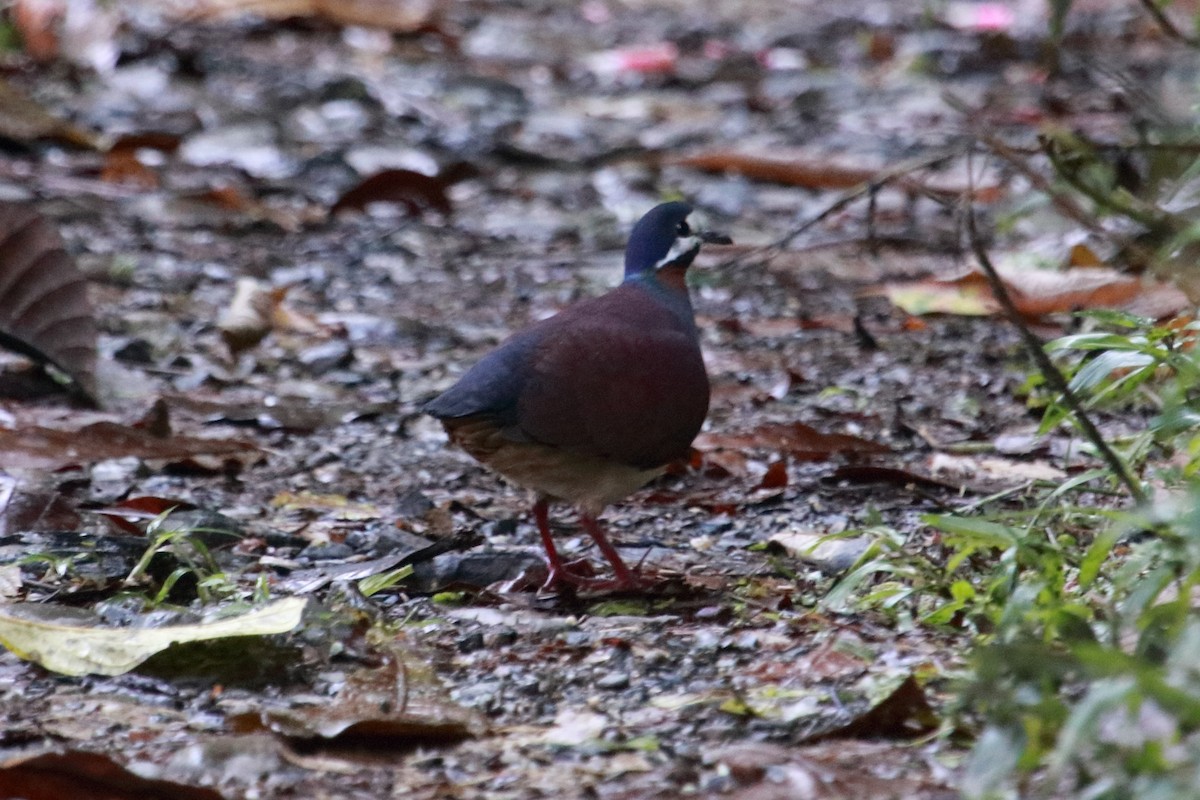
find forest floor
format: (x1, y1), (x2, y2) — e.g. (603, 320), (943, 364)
(0, 1), (1185, 797)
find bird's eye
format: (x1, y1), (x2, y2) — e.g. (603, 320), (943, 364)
(677, 220), (691, 236)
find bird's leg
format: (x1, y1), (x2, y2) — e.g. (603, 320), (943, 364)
(579, 514), (648, 590)
(534, 498), (593, 589)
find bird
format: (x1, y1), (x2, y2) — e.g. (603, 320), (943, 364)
(424, 201), (731, 590)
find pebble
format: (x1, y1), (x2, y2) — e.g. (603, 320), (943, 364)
(596, 671), (630, 690)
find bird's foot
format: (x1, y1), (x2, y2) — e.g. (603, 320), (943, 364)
(541, 557), (595, 586)
(540, 560), (657, 593)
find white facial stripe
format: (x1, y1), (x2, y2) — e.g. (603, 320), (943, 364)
(654, 235), (702, 269)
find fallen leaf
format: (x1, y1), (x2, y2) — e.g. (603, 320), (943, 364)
(929, 453), (1067, 487)
(0, 477), (83, 535)
(99, 147), (159, 189)
(875, 263), (1191, 321)
(696, 421), (889, 465)
(823, 675), (938, 739)
(675, 149), (1002, 199)
(165, 393), (385, 432)
(93, 495), (200, 535)
(827, 465), (956, 490)
(217, 277), (287, 356)
(1069, 242), (1104, 267)
(769, 528), (869, 574)
(231, 648), (485, 746)
(0, 597), (307, 676)
(331, 168), (454, 217)
(0, 420), (259, 470)
(271, 491), (383, 520)
(177, 185), (313, 232)
(0, 78), (100, 148)
(676, 149), (876, 190)
(0, 203), (98, 399)
(0, 565), (20, 598)
(760, 459), (789, 489)
(0, 750), (224, 800)
(710, 740), (946, 799)
(12, 0), (60, 62)
(185, 0), (436, 32)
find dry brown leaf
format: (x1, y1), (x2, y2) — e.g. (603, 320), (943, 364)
(0, 78), (100, 149)
(0, 479), (82, 535)
(184, 0), (436, 31)
(696, 421), (890, 466)
(231, 650), (485, 747)
(0, 421), (259, 470)
(99, 147), (159, 189)
(676, 149), (876, 191)
(1069, 242), (1104, 267)
(332, 168), (453, 217)
(0, 750), (224, 800)
(179, 184), (312, 232)
(12, 0), (60, 62)
(875, 264), (1191, 320)
(0, 203), (98, 399)
(828, 464), (956, 490)
(218, 277), (286, 356)
(675, 148), (1002, 200)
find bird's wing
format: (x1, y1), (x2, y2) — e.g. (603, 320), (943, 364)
(515, 304), (709, 468)
(422, 325), (545, 426)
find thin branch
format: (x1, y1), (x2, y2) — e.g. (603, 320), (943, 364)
(964, 205), (1146, 505)
(1137, 0), (1200, 48)
(714, 145), (969, 272)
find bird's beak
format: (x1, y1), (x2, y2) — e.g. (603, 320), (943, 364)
(700, 231), (733, 245)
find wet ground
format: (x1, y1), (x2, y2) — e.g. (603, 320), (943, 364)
(0, 0), (1181, 797)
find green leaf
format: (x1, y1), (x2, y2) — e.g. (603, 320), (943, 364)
(1068, 349), (1155, 394)
(1079, 523), (1122, 588)
(358, 564), (415, 597)
(924, 514), (1020, 549)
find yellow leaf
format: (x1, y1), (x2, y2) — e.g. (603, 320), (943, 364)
(0, 597), (306, 676)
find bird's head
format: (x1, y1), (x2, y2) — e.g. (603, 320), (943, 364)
(623, 201), (731, 280)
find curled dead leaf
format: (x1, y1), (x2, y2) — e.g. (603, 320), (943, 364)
(218, 277), (286, 356)
(0, 202), (98, 399)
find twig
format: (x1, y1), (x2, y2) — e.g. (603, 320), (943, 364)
(1041, 138), (1174, 233)
(1137, 0), (1200, 48)
(964, 204), (1146, 505)
(945, 90), (1162, 267)
(714, 145), (969, 271)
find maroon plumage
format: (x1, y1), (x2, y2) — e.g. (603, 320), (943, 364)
(425, 202), (729, 589)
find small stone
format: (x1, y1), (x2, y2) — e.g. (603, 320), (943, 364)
(297, 340), (353, 374)
(457, 632), (485, 653)
(596, 671), (630, 690)
(488, 628), (519, 648)
(298, 543), (354, 561)
(395, 489), (434, 519)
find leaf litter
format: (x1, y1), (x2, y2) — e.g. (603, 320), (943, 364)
(0, 0), (1179, 797)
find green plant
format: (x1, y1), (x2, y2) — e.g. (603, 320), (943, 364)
(125, 511), (240, 606)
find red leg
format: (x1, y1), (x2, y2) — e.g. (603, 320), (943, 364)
(579, 514), (649, 590)
(534, 498), (591, 590)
